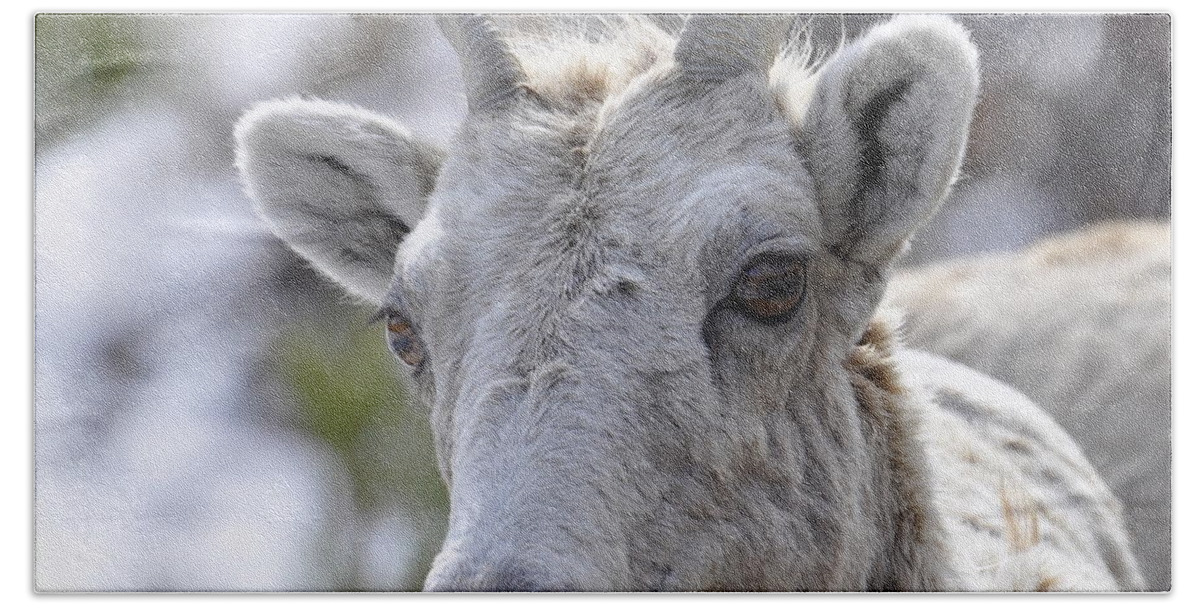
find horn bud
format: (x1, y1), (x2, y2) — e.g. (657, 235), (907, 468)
(438, 15), (524, 112)
(674, 14), (790, 82)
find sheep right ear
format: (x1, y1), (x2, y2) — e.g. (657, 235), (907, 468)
(235, 98), (444, 304)
(797, 16), (979, 265)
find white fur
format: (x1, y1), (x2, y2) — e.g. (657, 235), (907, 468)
(235, 15), (1143, 591)
(887, 221), (1170, 589)
(897, 350), (1142, 590)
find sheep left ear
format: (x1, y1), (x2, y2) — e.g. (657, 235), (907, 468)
(798, 16), (979, 264)
(235, 98), (444, 304)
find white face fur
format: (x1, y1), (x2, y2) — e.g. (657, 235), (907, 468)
(236, 15), (978, 590)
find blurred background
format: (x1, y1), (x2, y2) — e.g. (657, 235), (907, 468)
(33, 14), (1170, 591)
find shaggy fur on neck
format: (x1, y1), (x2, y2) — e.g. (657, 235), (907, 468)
(845, 315), (950, 589)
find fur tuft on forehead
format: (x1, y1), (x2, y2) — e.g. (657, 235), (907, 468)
(498, 16), (676, 111)
(768, 30), (823, 127)
(491, 15), (823, 123)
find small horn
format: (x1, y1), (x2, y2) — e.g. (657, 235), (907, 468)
(437, 15), (524, 112)
(675, 14), (790, 82)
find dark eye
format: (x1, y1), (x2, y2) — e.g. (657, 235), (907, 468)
(384, 313), (425, 368)
(733, 254), (807, 322)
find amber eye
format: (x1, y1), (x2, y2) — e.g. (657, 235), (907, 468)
(733, 254), (807, 322)
(385, 315), (425, 368)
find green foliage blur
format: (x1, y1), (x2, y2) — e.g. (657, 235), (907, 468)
(35, 15), (145, 144)
(37, 13), (453, 590)
(275, 311), (449, 590)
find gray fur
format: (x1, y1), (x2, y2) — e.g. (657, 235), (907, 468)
(235, 15), (1142, 591)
